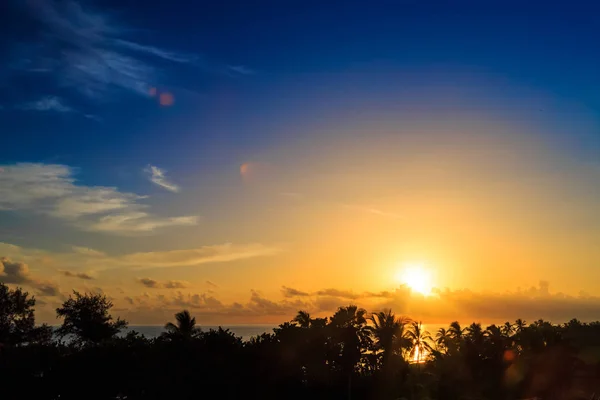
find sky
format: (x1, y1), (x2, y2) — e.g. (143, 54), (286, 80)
(1, 0), (599, 326)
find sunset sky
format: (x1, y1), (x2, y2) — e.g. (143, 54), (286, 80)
(1, 1), (599, 325)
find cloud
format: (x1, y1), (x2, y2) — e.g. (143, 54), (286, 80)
(121, 243), (282, 269)
(71, 246), (105, 257)
(0, 257), (32, 284)
(58, 269), (94, 280)
(9, 1), (252, 102)
(0, 163), (198, 234)
(0, 257), (61, 297)
(36, 282), (61, 297)
(281, 286), (310, 298)
(137, 278), (160, 288)
(144, 165), (180, 193)
(18, 96), (73, 112)
(314, 288), (362, 299)
(137, 278), (188, 289)
(163, 280), (189, 289)
(0, 242), (282, 279)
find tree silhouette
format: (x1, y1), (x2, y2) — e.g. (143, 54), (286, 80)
(0, 283), (50, 346)
(293, 310), (312, 328)
(368, 309), (411, 364)
(434, 327), (452, 354)
(405, 320), (432, 364)
(163, 310), (201, 340)
(56, 291), (127, 345)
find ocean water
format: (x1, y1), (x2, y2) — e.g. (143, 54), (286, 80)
(129, 325), (276, 341)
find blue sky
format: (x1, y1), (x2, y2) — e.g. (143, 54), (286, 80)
(1, 0), (600, 324)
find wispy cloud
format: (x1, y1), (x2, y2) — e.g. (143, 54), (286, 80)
(1, 241), (282, 272)
(0, 163), (198, 235)
(18, 96), (73, 112)
(71, 246), (105, 257)
(121, 243), (282, 269)
(145, 165), (180, 193)
(10, 1), (252, 102)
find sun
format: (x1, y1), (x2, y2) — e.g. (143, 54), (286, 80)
(395, 264), (433, 295)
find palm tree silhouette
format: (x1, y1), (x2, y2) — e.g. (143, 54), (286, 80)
(501, 321), (514, 337)
(405, 321), (432, 364)
(368, 309), (411, 363)
(514, 318), (527, 333)
(435, 327), (451, 354)
(164, 310), (201, 340)
(293, 310), (312, 328)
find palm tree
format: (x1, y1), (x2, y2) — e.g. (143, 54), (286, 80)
(405, 321), (432, 364)
(514, 318), (527, 333)
(501, 321), (513, 336)
(448, 321), (464, 340)
(164, 310), (201, 340)
(293, 310), (312, 328)
(368, 309), (411, 363)
(435, 327), (451, 353)
(448, 321), (465, 351)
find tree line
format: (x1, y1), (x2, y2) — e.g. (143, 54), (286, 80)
(1, 282), (600, 400)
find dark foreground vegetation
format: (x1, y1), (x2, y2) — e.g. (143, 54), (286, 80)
(2, 283), (600, 400)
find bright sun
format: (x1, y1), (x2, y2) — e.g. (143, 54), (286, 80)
(395, 264), (433, 295)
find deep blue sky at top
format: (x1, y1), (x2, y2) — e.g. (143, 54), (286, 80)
(1, 0), (599, 182)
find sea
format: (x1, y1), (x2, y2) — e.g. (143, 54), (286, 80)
(128, 325), (276, 341)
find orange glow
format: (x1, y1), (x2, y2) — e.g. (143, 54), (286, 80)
(159, 92), (174, 106)
(148, 87), (157, 97)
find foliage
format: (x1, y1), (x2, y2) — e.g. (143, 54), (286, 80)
(0, 282), (49, 346)
(55, 291), (127, 345)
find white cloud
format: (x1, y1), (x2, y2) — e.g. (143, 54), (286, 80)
(88, 213), (197, 234)
(144, 165), (180, 193)
(0, 163), (198, 234)
(18, 96), (73, 112)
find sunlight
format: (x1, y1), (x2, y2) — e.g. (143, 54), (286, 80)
(396, 264), (432, 296)
(412, 345), (429, 363)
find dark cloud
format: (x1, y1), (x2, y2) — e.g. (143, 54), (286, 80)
(137, 278), (189, 289)
(0, 257), (31, 284)
(0, 257), (61, 298)
(36, 282), (61, 297)
(58, 269), (94, 280)
(137, 278), (160, 288)
(206, 280), (218, 288)
(281, 286), (310, 298)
